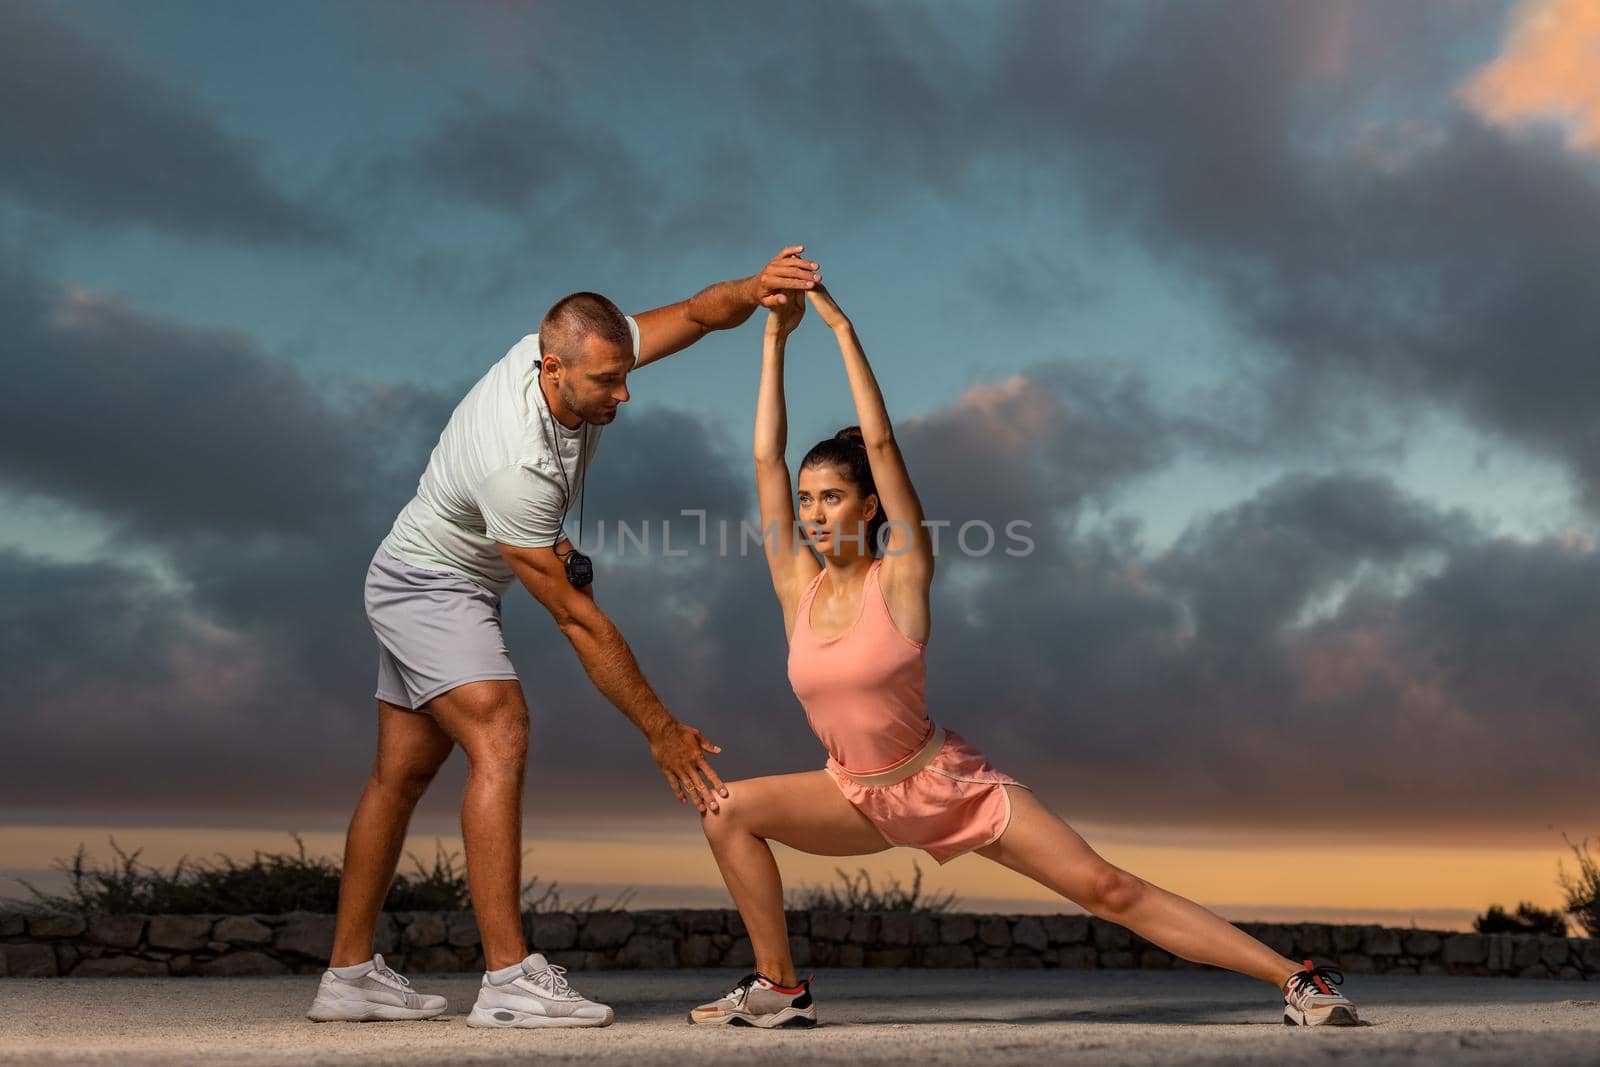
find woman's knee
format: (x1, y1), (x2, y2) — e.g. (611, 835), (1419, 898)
(1081, 862), (1145, 919)
(699, 784), (752, 843)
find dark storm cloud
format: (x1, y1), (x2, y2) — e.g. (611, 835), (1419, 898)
(0, 3), (337, 242)
(577, 408), (746, 530)
(360, 0), (963, 293)
(972, 0), (1600, 506)
(398, 87), (648, 228)
(1152, 473), (1474, 646)
(0, 263), (430, 542)
(0, 263), (464, 809)
(0, 547), (364, 809)
(932, 471), (1600, 833)
(0, 550), (187, 703)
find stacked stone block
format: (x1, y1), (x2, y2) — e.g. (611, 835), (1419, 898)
(2, 909), (1596, 980)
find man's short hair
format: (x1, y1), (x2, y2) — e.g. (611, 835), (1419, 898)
(539, 292), (629, 366)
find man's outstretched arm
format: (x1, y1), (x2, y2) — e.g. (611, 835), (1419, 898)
(496, 540), (728, 813)
(630, 245), (821, 369)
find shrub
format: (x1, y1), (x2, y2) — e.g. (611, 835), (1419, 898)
(521, 876), (635, 915)
(22, 836), (349, 915)
(17, 835), (627, 916)
(1559, 834), (1600, 938)
(788, 861), (957, 913)
(1473, 901), (1567, 936)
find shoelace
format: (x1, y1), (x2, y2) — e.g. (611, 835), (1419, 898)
(374, 965), (412, 989)
(532, 962), (575, 998)
(723, 973), (760, 1007)
(1287, 963), (1345, 999)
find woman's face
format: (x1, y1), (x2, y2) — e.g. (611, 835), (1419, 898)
(797, 463), (878, 557)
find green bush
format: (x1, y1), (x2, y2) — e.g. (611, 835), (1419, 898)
(1473, 901), (1568, 936)
(18, 835), (624, 916)
(788, 861), (957, 913)
(22, 836), (349, 914)
(1559, 835), (1600, 938)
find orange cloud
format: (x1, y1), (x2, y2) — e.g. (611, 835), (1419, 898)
(947, 376), (1055, 455)
(1461, 0), (1600, 151)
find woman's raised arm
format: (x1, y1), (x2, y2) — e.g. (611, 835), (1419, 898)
(755, 300), (821, 636)
(807, 285), (934, 588)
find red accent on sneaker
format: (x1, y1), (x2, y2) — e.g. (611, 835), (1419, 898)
(1304, 959), (1333, 997)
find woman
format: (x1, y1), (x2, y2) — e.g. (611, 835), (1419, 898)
(689, 276), (1357, 1030)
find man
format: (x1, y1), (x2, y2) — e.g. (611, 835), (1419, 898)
(306, 247), (823, 1028)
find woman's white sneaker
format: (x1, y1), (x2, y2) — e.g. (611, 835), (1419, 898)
(466, 953), (614, 1028)
(305, 953), (449, 1022)
(1282, 960), (1359, 1026)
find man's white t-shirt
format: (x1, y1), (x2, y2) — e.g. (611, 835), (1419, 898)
(380, 318), (639, 595)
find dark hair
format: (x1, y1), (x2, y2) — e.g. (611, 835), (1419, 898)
(800, 426), (886, 555)
(538, 292), (630, 365)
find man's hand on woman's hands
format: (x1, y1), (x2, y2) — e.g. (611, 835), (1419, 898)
(752, 245), (821, 309)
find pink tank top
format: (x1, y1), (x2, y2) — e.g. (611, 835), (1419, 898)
(787, 559), (932, 774)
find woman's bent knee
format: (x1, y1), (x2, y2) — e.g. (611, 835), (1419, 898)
(699, 786), (753, 842)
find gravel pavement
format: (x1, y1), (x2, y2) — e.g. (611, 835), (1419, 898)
(2, 969), (1597, 1066)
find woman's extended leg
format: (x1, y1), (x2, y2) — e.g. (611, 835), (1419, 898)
(976, 786), (1299, 986)
(700, 771), (890, 985)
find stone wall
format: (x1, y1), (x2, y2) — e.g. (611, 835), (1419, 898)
(1, 909), (1596, 980)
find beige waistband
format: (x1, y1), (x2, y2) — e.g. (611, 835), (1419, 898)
(831, 725), (947, 787)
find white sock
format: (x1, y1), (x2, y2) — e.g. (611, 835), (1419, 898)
(487, 960), (525, 984)
(330, 959), (376, 979)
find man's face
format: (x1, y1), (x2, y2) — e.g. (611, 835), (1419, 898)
(557, 333), (633, 424)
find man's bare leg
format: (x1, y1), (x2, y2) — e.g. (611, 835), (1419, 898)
(423, 679), (530, 970)
(329, 700), (454, 967)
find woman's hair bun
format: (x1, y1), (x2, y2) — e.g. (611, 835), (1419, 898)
(835, 425), (866, 446)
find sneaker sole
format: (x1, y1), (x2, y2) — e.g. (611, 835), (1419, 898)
(686, 1006), (818, 1029)
(306, 998), (448, 1023)
(1283, 1005), (1359, 1027)
(467, 1004), (614, 1029)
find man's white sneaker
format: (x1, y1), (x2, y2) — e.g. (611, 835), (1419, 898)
(1282, 960), (1359, 1026)
(466, 952), (614, 1029)
(305, 953), (449, 1022)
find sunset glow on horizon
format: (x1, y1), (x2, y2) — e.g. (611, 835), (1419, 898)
(2, 821), (1578, 933)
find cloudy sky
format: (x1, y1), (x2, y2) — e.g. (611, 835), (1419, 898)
(4, 0), (1599, 926)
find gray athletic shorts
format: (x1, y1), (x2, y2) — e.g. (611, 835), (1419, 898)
(364, 547), (519, 711)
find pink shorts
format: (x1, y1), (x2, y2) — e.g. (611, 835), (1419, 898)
(825, 727), (1027, 864)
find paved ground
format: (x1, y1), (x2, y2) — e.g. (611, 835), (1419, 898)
(1, 970), (1596, 1066)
